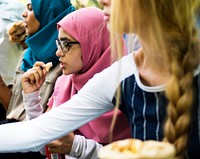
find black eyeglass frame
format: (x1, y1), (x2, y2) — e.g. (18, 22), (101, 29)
(56, 39), (80, 52)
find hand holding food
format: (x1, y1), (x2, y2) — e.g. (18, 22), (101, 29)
(7, 20), (28, 49)
(98, 139), (176, 159)
(22, 62), (53, 94)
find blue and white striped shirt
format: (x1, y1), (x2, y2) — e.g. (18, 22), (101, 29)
(112, 57), (200, 159)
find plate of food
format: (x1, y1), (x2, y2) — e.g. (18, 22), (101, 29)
(98, 139), (176, 159)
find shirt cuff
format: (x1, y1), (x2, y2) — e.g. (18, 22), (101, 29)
(69, 135), (83, 158)
(22, 90), (41, 107)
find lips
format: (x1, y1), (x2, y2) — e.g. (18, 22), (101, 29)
(23, 21), (28, 28)
(103, 13), (110, 22)
(59, 60), (65, 69)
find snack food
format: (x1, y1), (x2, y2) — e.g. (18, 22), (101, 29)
(98, 139), (176, 159)
(44, 62), (53, 72)
(7, 20), (28, 49)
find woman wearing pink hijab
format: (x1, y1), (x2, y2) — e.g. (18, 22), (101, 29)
(22, 7), (130, 158)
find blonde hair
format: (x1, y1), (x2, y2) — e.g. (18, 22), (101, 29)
(110, 0), (200, 159)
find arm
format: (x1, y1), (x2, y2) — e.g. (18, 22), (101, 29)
(0, 54), (133, 153)
(46, 133), (102, 159)
(22, 63), (101, 157)
(0, 75), (12, 110)
(21, 62), (48, 120)
(0, 69), (113, 153)
(23, 91), (44, 120)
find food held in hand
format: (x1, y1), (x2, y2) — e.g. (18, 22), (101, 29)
(44, 62), (53, 72)
(8, 21), (27, 43)
(7, 20), (28, 49)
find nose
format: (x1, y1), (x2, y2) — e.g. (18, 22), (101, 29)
(55, 49), (65, 57)
(22, 9), (27, 18)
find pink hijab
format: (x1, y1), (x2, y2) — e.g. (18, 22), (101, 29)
(48, 7), (131, 144)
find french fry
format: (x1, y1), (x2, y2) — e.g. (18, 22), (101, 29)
(44, 62), (53, 72)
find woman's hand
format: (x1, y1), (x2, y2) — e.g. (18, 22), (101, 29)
(8, 21), (28, 49)
(46, 132), (75, 155)
(22, 61), (47, 94)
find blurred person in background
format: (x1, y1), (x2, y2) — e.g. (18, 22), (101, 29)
(0, 0), (25, 86)
(0, 0), (26, 120)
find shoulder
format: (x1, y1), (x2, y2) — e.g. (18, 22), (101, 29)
(91, 52), (136, 85)
(111, 52), (137, 77)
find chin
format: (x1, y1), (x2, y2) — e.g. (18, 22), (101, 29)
(62, 70), (66, 75)
(25, 29), (29, 35)
(106, 23), (111, 31)
(63, 70), (71, 75)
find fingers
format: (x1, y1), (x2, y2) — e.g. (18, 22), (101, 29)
(34, 61), (52, 72)
(22, 61), (50, 90)
(8, 21), (27, 43)
(26, 66), (46, 87)
(33, 61), (45, 68)
(46, 133), (75, 154)
(47, 146), (60, 154)
(28, 70), (41, 87)
(34, 61), (48, 73)
(47, 140), (63, 154)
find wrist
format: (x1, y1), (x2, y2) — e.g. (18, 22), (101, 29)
(22, 90), (40, 98)
(23, 87), (40, 94)
(69, 135), (85, 158)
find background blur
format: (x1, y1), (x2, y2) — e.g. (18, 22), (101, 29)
(71, 0), (102, 9)
(19, 0), (102, 9)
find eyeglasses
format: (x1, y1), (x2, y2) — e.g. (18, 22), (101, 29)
(56, 39), (80, 52)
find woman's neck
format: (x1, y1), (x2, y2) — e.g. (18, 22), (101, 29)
(133, 39), (171, 86)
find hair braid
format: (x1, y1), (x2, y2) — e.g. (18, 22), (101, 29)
(111, 0), (200, 158)
(164, 23), (200, 159)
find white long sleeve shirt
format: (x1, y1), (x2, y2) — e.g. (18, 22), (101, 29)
(0, 53), (134, 153)
(23, 91), (103, 159)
